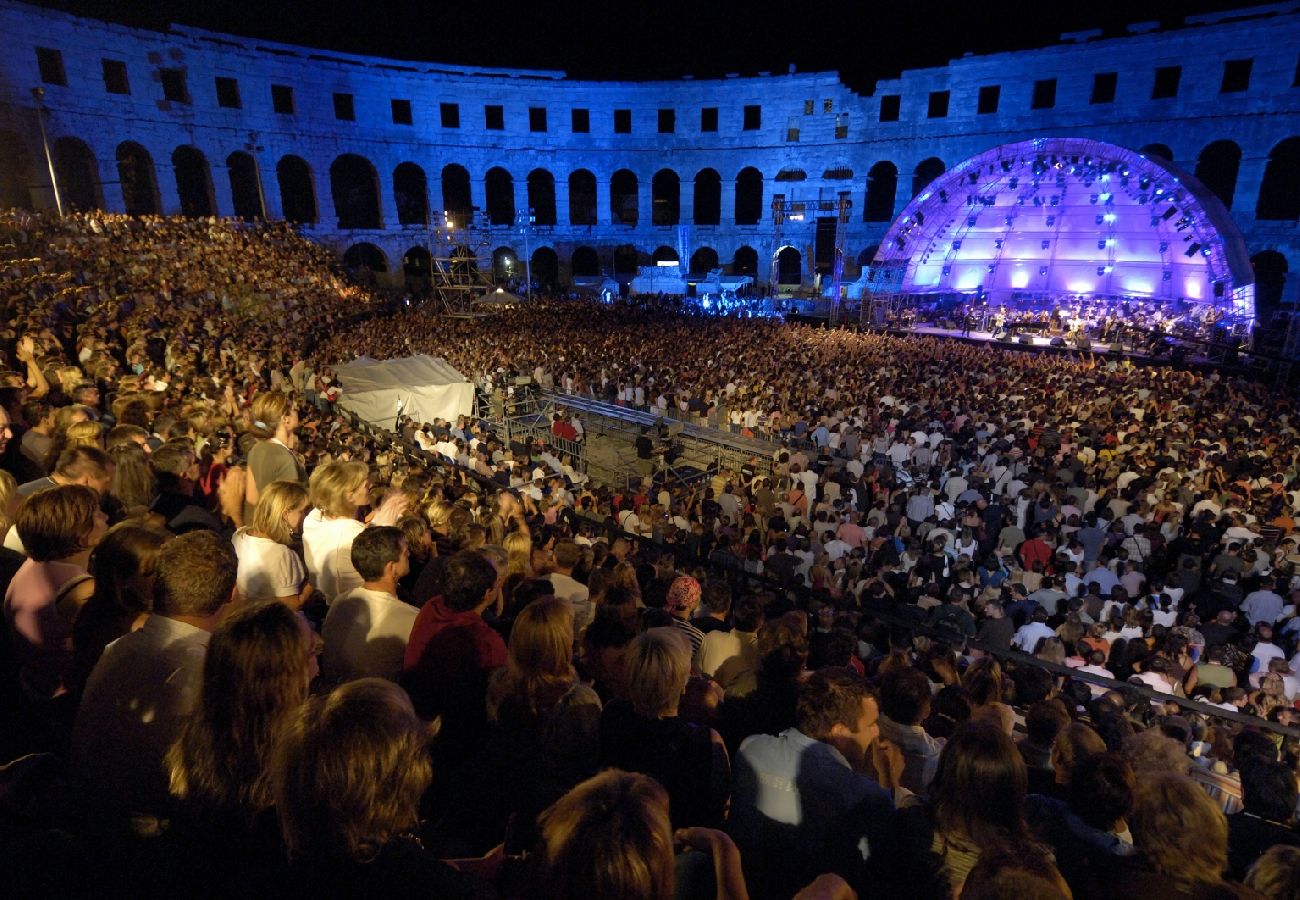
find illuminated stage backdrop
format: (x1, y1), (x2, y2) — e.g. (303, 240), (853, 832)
(874, 138), (1256, 325)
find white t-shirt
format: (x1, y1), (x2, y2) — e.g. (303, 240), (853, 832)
(233, 529), (306, 602)
(302, 510), (366, 604)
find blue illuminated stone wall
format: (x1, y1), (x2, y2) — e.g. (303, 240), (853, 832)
(0, 0), (1297, 296)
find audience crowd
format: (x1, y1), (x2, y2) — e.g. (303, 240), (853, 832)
(2, 209), (1300, 899)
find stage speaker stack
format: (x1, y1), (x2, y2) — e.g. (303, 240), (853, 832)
(1049, 337), (1065, 348)
(1109, 343), (1124, 356)
(1017, 334), (1034, 345)
(1074, 336), (1092, 351)
(940, 318), (956, 330)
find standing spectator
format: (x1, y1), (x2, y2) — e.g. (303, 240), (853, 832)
(302, 460), (406, 605)
(321, 526), (416, 684)
(233, 480), (311, 608)
(242, 392), (305, 523)
(71, 530), (238, 835)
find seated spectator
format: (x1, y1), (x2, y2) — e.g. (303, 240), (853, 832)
(271, 678), (492, 899)
(16, 444), (113, 499)
(527, 769), (747, 900)
(964, 657), (1014, 735)
(3, 484), (107, 704)
(697, 594), (764, 698)
(161, 600), (317, 896)
(71, 530), (237, 836)
(730, 667), (899, 900)
(321, 526), (416, 683)
(898, 721), (1042, 899)
(543, 539), (592, 633)
(718, 611), (808, 756)
(960, 845), (1073, 900)
(1244, 845), (1300, 900)
(1019, 700), (1071, 796)
(1227, 757), (1300, 881)
(467, 597), (602, 852)
(877, 665), (943, 793)
(233, 479), (311, 608)
(68, 522), (169, 699)
(1107, 773), (1258, 899)
(150, 443), (224, 534)
(402, 549), (506, 748)
(1026, 751), (1137, 899)
(303, 461), (405, 605)
(600, 627), (729, 829)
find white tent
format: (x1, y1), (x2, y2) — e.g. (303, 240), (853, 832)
(335, 354), (474, 428)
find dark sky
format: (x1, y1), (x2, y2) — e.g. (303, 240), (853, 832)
(41, 0), (1261, 92)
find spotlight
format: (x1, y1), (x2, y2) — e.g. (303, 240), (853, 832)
(1097, 239), (1107, 250)
(1039, 266), (1049, 276)
(1041, 240), (1051, 249)
(1185, 243), (1201, 257)
(1100, 193), (1112, 204)
(942, 266), (951, 276)
(1163, 271), (1172, 281)
(1045, 216), (1056, 226)
(1103, 214), (1116, 223)
(1161, 206), (1178, 221)
(952, 240), (962, 250)
(1159, 242), (1169, 252)
(916, 211), (925, 225)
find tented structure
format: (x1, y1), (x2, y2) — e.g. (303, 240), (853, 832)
(335, 354), (474, 428)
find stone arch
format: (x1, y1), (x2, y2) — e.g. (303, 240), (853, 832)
(571, 245), (600, 276)
(330, 154), (381, 229)
(485, 166), (515, 225)
(492, 246), (518, 280)
(568, 169), (597, 225)
(651, 169), (680, 226)
(225, 151), (263, 220)
(115, 141), (158, 216)
(1257, 138), (1300, 221)
(403, 246), (432, 291)
(732, 245), (758, 276)
(694, 168), (721, 225)
(53, 137), (101, 211)
(911, 157), (945, 199)
(865, 161), (897, 222)
(610, 169), (638, 226)
(343, 242), (387, 273)
(393, 162), (428, 226)
(276, 155), (317, 224)
(531, 246), (559, 288)
(0, 131), (33, 210)
(1195, 140), (1241, 211)
(776, 246), (803, 284)
(1252, 250), (1289, 311)
(172, 145), (214, 218)
(613, 244), (641, 275)
(1139, 143), (1173, 162)
(690, 246), (719, 273)
(735, 167), (763, 225)
(527, 169), (556, 226)
(441, 164), (472, 224)
(652, 245), (679, 263)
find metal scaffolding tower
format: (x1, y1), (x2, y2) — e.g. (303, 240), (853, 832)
(424, 208), (495, 315)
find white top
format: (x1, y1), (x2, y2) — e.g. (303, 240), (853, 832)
(302, 509), (366, 604)
(321, 586), (419, 683)
(233, 529), (306, 602)
(545, 572), (593, 633)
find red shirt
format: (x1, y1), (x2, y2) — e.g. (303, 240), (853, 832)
(401, 598), (506, 725)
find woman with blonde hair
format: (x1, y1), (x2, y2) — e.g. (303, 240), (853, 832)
(234, 480), (312, 608)
(64, 419), (104, 452)
(301, 461), (406, 604)
(242, 391), (305, 522)
(599, 628), (729, 828)
(271, 678), (491, 897)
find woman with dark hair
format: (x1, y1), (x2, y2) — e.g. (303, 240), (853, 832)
(963, 657), (1014, 735)
(899, 721), (1041, 898)
(160, 601), (318, 895)
(3, 484), (107, 704)
(68, 522), (169, 698)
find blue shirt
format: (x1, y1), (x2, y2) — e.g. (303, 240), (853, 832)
(729, 728), (897, 898)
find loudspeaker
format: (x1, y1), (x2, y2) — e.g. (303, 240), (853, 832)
(1109, 343), (1123, 355)
(1075, 336), (1092, 351)
(1049, 337), (1065, 348)
(1018, 334), (1035, 345)
(940, 318), (956, 329)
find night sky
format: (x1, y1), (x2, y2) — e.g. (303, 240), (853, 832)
(41, 0), (1262, 92)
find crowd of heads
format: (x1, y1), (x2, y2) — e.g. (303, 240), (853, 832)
(1, 209), (1300, 898)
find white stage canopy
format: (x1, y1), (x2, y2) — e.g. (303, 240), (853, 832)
(335, 354), (474, 428)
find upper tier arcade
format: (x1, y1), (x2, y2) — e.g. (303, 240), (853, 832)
(0, 0), (1299, 311)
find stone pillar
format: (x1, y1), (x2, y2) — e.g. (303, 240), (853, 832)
(96, 152), (124, 213)
(1234, 153), (1269, 219)
(595, 175), (610, 227)
(721, 178), (737, 225)
(679, 177), (694, 226)
(210, 155), (235, 218)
